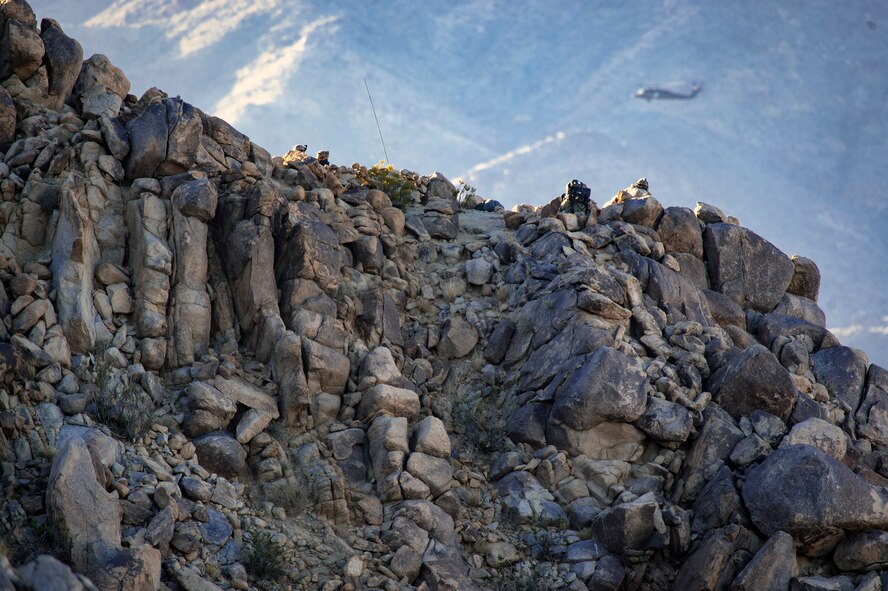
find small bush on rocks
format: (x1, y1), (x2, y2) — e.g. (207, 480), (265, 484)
(91, 351), (155, 441)
(484, 564), (560, 591)
(450, 392), (513, 454)
(244, 531), (288, 587)
(355, 161), (417, 211)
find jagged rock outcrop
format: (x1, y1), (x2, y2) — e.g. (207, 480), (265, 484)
(2, 3), (887, 590)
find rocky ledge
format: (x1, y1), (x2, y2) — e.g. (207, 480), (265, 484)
(0, 1), (886, 591)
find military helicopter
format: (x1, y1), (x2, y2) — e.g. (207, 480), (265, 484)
(634, 81), (702, 101)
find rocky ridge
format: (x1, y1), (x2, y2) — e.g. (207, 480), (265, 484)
(1, 2), (887, 590)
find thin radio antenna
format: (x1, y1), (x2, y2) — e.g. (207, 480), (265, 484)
(364, 77), (390, 163)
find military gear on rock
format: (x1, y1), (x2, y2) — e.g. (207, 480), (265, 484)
(564, 179), (592, 214)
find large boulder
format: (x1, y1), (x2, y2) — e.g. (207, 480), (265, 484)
(672, 525), (761, 591)
(677, 405), (744, 504)
(125, 97), (201, 179)
(0, 17), (44, 81)
(742, 444), (888, 556)
(623, 252), (713, 326)
(811, 346), (867, 413)
(51, 174), (98, 353)
(757, 313), (835, 351)
(833, 530), (888, 572)
(358, 384), (420, 421)
(73, 53), (130, 100)
(39, 18), (82, 110)
(656, 206), (703, 257)
(550, 347), (647, 430)
(0, 0), (36, 30)
(787, 255), (820, 302)
(708, 344), (798, 421)
(703, 223), (794, 312)
(730, 530), (797, 591)
(47, 434), (162, 590)
(193, 431), (246, 477)
(591, 492), (665, 553)
(620, 194), (662, 227)
(169, 179), (217, 366)
(276, 203), (349, 294)
(437, 316), (478, 360)
(856, 364), (888, 446)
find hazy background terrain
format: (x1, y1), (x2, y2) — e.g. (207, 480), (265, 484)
(31, 0), (888, 365)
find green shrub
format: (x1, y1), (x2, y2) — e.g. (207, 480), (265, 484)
(5, 518), (68, 566)
(355, 161), (416, 211)
(244, 531), (288, 587)
(449, 392), (514, 454)
(454, 181), (478, 206)
(91, 352), (155, 441)
(484, 565), (559, 591)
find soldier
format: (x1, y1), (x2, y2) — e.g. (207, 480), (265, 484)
(564, 179), (592, 214)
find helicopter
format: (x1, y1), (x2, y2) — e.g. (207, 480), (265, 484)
(634, 82), (702, 101)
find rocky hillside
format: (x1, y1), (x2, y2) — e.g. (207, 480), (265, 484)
(1, 2), (887, 591)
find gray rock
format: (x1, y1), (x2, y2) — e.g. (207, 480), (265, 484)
(634, 396), (694, 442)
(708, 344), (798, 421)
(729, 530), (796, 591)
(99, 115), (129, 160)
(833, 530), (888, 572)
(465, 258), (493, 285)
(404, 214), (431, 240)
(74, 53), (130, 100)
(695, 201), (731, 224)
(199, 507), (232, 546)
(742, 444), (888, 556)
(124, 101), (167, 179)
(0, 18), (44, 81)
(757, 313), (835, 351)
(773, 293), (826, 326)
(551, 347), (647, 431)
(40, 18), (82, 110)
(357, 384), (420, 421)
(621, 194), (662, 227)
(623, 252), (713, 326)
(193, 431), (246, 477)
(18, 555), (88, 591)
(437, 316), (478, 360)
(790, 577), (855, 591)
(0, 87), (13, 149)
(592, 492), (665, 553)
(0, 0), (36, 30)
(691, 465), (744, 535)
(411, 416), (451, 458)
(587, 554), (625, 591)
(358, 346), (401, 387)
(673, 251), (710, 290)
(657, 205), (703, 257)
(787, 255), (820, 302)
(672, 525), (761, 591)
(51, 174), (98, 353)
(704, 223), (794, 312)
(781, 417), (846, 460)
(352, 234), (384, 274)
(390, 544), (422, 581)
(677, 405), (744, 504)
(811, 346), (867, 413)
(301, 338), (349, 395)
(506, 402), (550, 449)
(856, 364), (888, 446)
(703, 288), (746, 329)
(406, 452), (452, 496)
